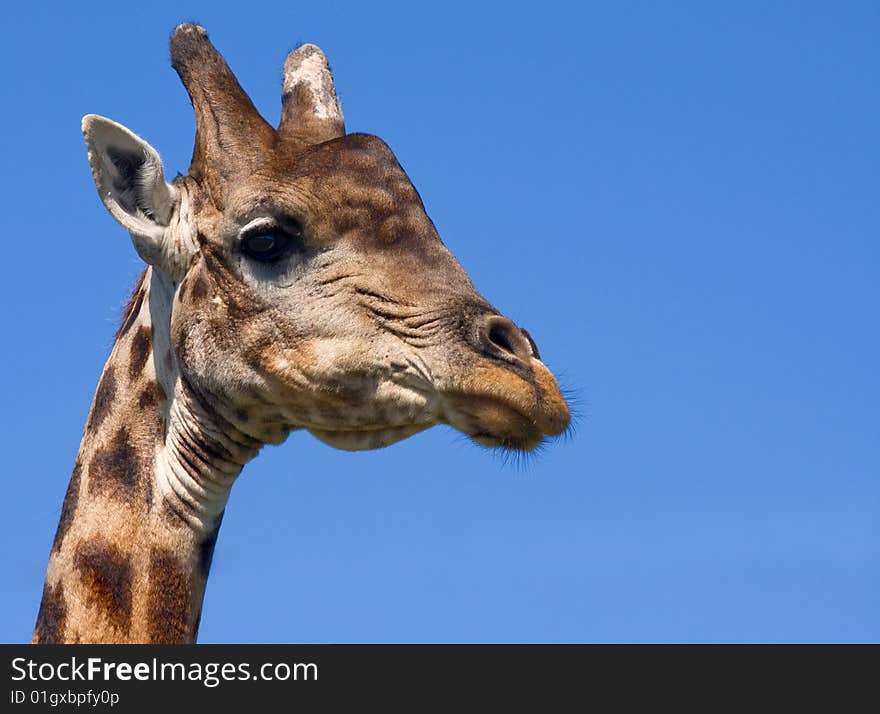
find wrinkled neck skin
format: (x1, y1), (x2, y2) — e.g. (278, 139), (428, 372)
(33, 266), (262, 644)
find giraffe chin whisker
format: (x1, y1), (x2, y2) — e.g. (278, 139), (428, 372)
(468, 431), (545, 452)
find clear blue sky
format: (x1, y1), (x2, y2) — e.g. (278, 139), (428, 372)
(1, 1), (877, 643)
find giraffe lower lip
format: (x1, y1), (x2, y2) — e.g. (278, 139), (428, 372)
(441, 390), (548, 451)
(307, 423), (432, 451)
(471, 432), (505, 448)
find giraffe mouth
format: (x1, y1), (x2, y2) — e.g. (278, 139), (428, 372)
(439, 360), (571, 452)
(443, 401), (547, 451)
(301, 359), (569, 453)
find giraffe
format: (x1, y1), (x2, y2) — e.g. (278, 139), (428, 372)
(33, 24), (570, 643)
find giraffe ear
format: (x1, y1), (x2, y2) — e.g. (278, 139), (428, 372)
(82, 115), (178, 266)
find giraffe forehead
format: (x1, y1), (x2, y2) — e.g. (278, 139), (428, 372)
(213, 134), (433, 243)
(282, 132), (407, 177)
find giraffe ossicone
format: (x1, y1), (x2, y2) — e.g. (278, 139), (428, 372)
(34, 24), (570, 643)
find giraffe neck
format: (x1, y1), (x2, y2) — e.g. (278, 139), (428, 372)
(34, 267), (260, 643)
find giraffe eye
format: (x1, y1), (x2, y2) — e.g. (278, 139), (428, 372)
(239, 215), (303, 265)
(240, 231), (294, 263)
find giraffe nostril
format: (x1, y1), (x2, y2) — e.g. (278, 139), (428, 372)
(481, 315), (535, 364)
(488, 321), (518, 356)
(520, 328), (541, 360)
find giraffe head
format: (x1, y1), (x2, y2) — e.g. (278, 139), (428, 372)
(83, 24), (569, 453)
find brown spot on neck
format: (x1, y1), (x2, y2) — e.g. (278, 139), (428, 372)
(128, 324), (153, 380)
(88, 427), (152, 500)
(87, 366), (117, 433)
(51, 459), (82, 555)
(138, 379), (167, 411)
(74, 538), (133, 633)
(33, 582), (67, 643)
(146, 548), (196, 643)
